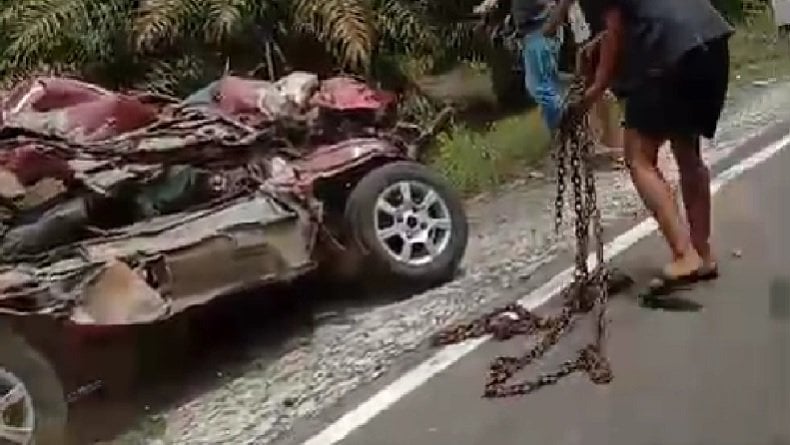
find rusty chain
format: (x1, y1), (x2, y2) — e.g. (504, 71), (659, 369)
(432, 74), (616, 397)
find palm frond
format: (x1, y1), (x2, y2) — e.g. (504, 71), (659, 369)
(205, 0), (256, 43)
(133, 0), (201, 52)
(59, 0), (132, 64)
(0, 1), (25, 32)
(1, 0), (92, 66)
(292, 0), (376, 72)
(0, 0), (496, 99)
(137, 53), (213, 96)
(375, 0), (438, 54)
(0, 61), (81, 90)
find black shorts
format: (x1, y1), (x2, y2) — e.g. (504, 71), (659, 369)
(622, 36), (730, 140)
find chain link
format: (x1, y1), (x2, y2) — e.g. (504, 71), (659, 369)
(432, 74), (614, 397)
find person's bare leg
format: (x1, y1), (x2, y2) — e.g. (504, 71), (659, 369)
(623, 129), (702, 276)
(670, 135), (716, 270)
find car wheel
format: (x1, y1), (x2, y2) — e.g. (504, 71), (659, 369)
(0, 328), (67, 445)
(345, 161), (469, 284)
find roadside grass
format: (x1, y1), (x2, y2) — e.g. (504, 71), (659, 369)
(417, 62), (551, 196)
(730, 11), (790, 86)
(429, 109), (550, 195)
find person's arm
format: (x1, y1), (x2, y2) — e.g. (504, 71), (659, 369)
(577, 31), (605, 76)
(542, 0), (574, 36)
(584, 6), (623, 101)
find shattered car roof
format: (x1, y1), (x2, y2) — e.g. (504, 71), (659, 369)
(0, 72), (404, 325)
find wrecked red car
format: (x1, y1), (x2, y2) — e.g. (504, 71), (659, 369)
(0, 73), (467, 443)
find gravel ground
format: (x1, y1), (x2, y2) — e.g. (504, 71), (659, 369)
(111, 79), (790, 445)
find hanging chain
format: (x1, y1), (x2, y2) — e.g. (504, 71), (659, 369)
(432, 74), (615, 397)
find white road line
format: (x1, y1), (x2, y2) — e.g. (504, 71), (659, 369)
(303, 131), (790, 445)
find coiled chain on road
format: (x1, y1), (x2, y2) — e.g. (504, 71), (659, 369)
(432, 74), (614, 397)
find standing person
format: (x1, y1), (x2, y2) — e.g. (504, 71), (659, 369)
(475, 0), (574, 132)
(580, 0), (734, 291)
(572, 0), (623, 155)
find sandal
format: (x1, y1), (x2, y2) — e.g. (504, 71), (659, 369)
(641, 265), (716, 299)
(697, 262), (719, 281)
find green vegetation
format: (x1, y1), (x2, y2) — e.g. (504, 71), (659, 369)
(0, 0), (488, 94)
(430, 110), (550, 195)
(713, 0), (749, 22)
(729, 9), (790, 86)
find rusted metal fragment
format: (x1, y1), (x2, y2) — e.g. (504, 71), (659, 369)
(133, 165), (212, 218)
(81, 164), (161, 193)
(200, 73), (320, 122)
(2, 77), (158, 142)
(0, 269), (35, 295)
(2, 77), (108, 114)
(277, 72), (320, 111)
(0, 195), (317, 320)
(15, 177), (67, 209)
(271, 138), (400, 193)
(295, 138), (398, 174)
(70, 260), (169, 325)
(153, 218), (315, 314)
(0, 262), (82, 315)
(0, 143), (74, 185)
(0, 168), (24, 200)
(311, 77), (396, 111)
(68, 158), (110, 174)
(82, 195), (307, 260)
(0, 198), (89, 259)
(81, 168), (136, 192)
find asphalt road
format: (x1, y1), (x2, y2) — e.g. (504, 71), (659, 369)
(332, 140), (790, 445)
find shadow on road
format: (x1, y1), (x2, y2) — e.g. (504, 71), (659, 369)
(64, 274), (425, 444)
(638, 294), (704, 312)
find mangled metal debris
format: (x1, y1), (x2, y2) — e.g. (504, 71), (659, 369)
(0, 71), (463, 326)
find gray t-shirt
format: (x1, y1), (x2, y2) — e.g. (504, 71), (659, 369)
(609, 0), (734, 89)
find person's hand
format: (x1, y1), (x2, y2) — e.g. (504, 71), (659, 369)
(580, 40), (598, 63)
(575, 33), (608, 86)
(576, 34), (603, 70)
(579, 85), (605, 112)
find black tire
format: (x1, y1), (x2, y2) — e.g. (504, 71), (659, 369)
(344, 161), (468, 285)
(0, 327), (67, 445)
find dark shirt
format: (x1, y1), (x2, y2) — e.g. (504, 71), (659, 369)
(511, 0), (552, 35)
(578, 0), (606, 35)
(598, 0), (735, 91)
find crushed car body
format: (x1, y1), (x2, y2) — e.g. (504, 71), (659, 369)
(0, 72), (454, 325)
